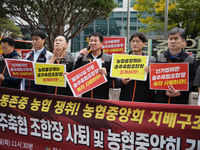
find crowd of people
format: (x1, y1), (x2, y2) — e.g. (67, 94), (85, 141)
(0, 27), (199, 105)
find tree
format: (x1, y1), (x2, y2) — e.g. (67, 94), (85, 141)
(0, 0), (21, 37)
(0, 18), (21, 37)
(133, 0), (200, 39)
(0, 0), (14, 18)
(4, 0), (118, 52)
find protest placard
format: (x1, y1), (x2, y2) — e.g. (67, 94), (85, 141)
(5, 59), (34, 80)
(34, 63), (66, 87)
(65, 60), (107, 97)
(110, 54), (148, 81)
(102, 37), (126, 55)
(20, 49), (33, 59)
(150, 63), (189, 90)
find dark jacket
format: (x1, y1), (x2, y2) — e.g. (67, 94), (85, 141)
(113, 54), (155, 102)
(193, 66), (200, 87)
(0, 50), (21, 89)
(74, 50), (112, 99)
(155, 49), (197, 104)
(46, 53), (74, 96)
(25, 48), (53, 92)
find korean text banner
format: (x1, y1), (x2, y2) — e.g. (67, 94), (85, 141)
(150, 63), (189, 90)
(0, 87), (200, 150)
(65, 60), (107, 97)
(110, 54), (149, 81)
(20, 49), (33, 60)
(102, 37), (126, 55)
(34, 63), (66, 87)
(5, 59), (34, 80)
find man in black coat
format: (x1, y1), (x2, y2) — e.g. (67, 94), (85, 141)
(113, 32), (155, 102)
(0, 37), (21, 89)
(155, 27), (197, 104)
(74, 32), (112, 99)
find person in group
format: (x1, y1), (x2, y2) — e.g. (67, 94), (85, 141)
(46, 35), (74, 96)
(155, 27), (197, 104)
(0, 37), (21, 89)
(24, 30), (53, 92)
(193, 66), (200, 94)
(74, 32), (112, 99)
(113, 32), (155, 102)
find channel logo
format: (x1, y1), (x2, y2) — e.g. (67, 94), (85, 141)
(46, 147), (51, 150)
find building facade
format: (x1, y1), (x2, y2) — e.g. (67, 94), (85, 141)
(71, 0), (156, 53)
(18, 0), (158, 54)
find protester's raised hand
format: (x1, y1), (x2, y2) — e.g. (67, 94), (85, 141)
(79, 48), (89, 57)
(166, 85), (181, 97)
(98, 68), (107, 76)
(63, 72), (68, 77)
(144, 66), (150, 73)
(0, 74), (5, 81)
(53, 46), (63, 58)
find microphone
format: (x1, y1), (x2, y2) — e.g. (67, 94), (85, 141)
(79, 46), (90, 59)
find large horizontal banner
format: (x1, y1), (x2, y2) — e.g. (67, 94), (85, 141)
(65, 60), (107, 97)
(110, 54), (148, 81)
(5, 59), (34, 80)
(0, 87), (199, 150)
(150, 63), (189, 90)
(34, 63), (66, 87)
(102, 37), (126, 55)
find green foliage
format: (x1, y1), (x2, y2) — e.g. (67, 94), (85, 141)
(0, 0), (14, 18)
(4, 0), (118, 52)
(0, 18), (21, 37)
(133, 0), (200, 39)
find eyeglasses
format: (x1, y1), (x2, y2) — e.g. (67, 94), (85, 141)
(131, 40), (142, 43)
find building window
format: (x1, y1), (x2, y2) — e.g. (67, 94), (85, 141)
(95, 19), (108, 36)
(123, 12), (137, 18)
(115, 0), (123, 7)
(83, 22), (94, 35)
(130, 0), (137, 7)
(109, 18), (122, 36)
(70, 10), (153, 53)
(111, 12), (122, 18)
(123, 11), (138, 37)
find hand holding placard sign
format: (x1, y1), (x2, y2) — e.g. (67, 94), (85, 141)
(5, 59), (34, 80)
(34, 63), (66, 87)
(150, 63), (189, 91)
(110, 54), (149, 81)
(65, 60), (107, 97)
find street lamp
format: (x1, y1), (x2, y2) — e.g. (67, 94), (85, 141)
(127, 0), (130, 45)
(164, 0), (169, 39)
